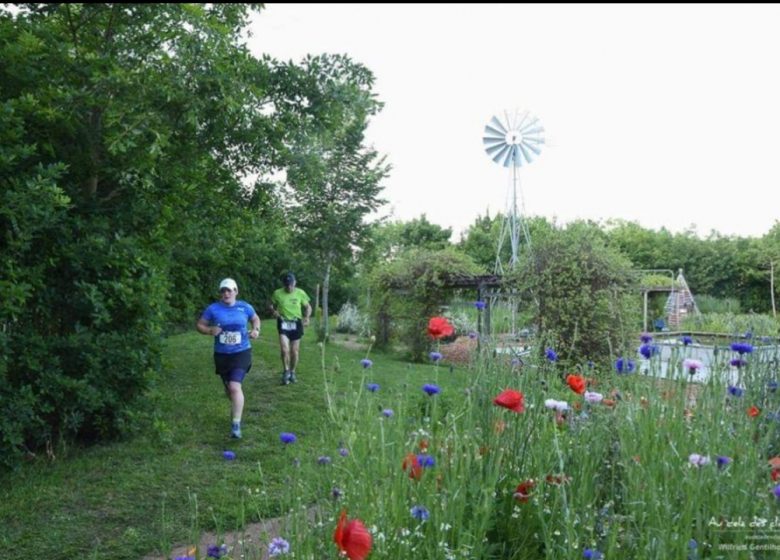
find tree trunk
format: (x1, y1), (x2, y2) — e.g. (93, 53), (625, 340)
(321, 258), (332, 339)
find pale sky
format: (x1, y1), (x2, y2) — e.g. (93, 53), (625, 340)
(249, 4), (780, 240)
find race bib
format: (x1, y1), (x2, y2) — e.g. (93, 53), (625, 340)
(219, 331), (242, 345)
(281, 320), (297, 331)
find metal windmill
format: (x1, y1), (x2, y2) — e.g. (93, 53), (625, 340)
(482, 109), (545, 273)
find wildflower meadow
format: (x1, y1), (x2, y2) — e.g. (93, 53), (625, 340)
(188, 320), (780, 559)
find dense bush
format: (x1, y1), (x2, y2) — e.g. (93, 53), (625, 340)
(512, 221), (640, 369)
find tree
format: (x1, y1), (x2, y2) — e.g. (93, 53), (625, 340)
(280, 54), (390, 338)
(514, 221), (639, 369)
(0, 3), (291, 466)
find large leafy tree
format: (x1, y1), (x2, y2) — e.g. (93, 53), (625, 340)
(279, 54), (390, 337)
(0, 3), (290, 465)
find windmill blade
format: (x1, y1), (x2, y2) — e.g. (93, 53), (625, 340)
(489, 116), (507, 134)
(511, 146), (525, 167)
(501, 145), (518, 167)
(517, 143), (534, 165)
(522, 135), (545, 145)
(519, 118), (539, 132)
(485, 142), (507, 158)
(482, 138), (506, 150)
(485, 124), (506, 138)
(515, 110), (531, 130)
(483, 125), (506, 139)
(521, 139), (541, 156)
(492, 144), (512, 165)
(519, 129), (544, 141)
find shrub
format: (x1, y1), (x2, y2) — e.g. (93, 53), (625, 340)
(335, 302), (368, 335)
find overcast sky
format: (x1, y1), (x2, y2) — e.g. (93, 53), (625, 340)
(248, 4), (780, 240)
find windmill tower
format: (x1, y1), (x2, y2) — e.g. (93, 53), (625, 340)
(482, 110), (545, 272)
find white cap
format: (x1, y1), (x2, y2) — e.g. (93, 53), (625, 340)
(219, 278), (238, 291)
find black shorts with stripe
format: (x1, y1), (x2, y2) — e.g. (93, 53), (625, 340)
(277, 318), (304, 341)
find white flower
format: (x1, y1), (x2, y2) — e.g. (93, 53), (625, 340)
(584, 391), (603, 404)
(544, 399), (569, 412)
(688, 453), (710, 467)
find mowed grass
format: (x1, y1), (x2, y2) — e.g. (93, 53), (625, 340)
(0, 329), (458, 560)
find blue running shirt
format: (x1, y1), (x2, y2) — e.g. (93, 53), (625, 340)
(201, 301), (257, 354)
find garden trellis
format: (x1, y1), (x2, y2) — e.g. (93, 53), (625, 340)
(665, 268), (700, 329)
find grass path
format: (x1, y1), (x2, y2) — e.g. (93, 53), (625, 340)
(0, 330), (394, 559)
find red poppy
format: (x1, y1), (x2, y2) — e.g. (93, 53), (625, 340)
(748, 405), (761, 418)
(566, 374), (586, 395)
(772, 468), (780, 482)
(513, 479), (535, 503)
(493, 389), (525, 413)
(402, 452), (422, 480)
(334, 510), (372, 560)
(769, 457), (780, 469)
(427, 316), (454, 339)
(418, 439), (429, 452)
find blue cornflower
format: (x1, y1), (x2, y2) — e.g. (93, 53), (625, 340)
(640, 333), (653, 343)
(730, 358), (747, 368)
(268, 536), (290, 557)
(366, 383), (380, 392)
(583, 549), (604, 559)
(410, 505), (430, 521)
(338, 446), (349, 457)
(429, 351), (443, 362)
(682, 335), (693, 346)
(360, 358), (373, 368)
(331, 487), (343, 499)
(731, 342), (754, 354)
(769, 380), (779, 392)
(382, 408), (394, 417)
(317, 455), (332, 465)
(545, 348), (558, 362)
(728, 385), (744, 397)
(279, 432), (297, 444)
(423, 383), (441, 396)
(716, 456), (732, 469)
(639, 344), (659, 359)
(468, 331), (479, 340)
(615, 357), (636, 374)
(206, 544), (228, 559)
(417, 454), (435, 467)
(222, 451), (236, 460)
(688, 539), (698, 560)
(774, 485), (780, 499)
(474, 300), (486, 310)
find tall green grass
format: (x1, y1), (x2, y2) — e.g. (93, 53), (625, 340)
(4, 331), (780, 559)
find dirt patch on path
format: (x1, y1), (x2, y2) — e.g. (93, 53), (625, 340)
(144, 508), (318, 560)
